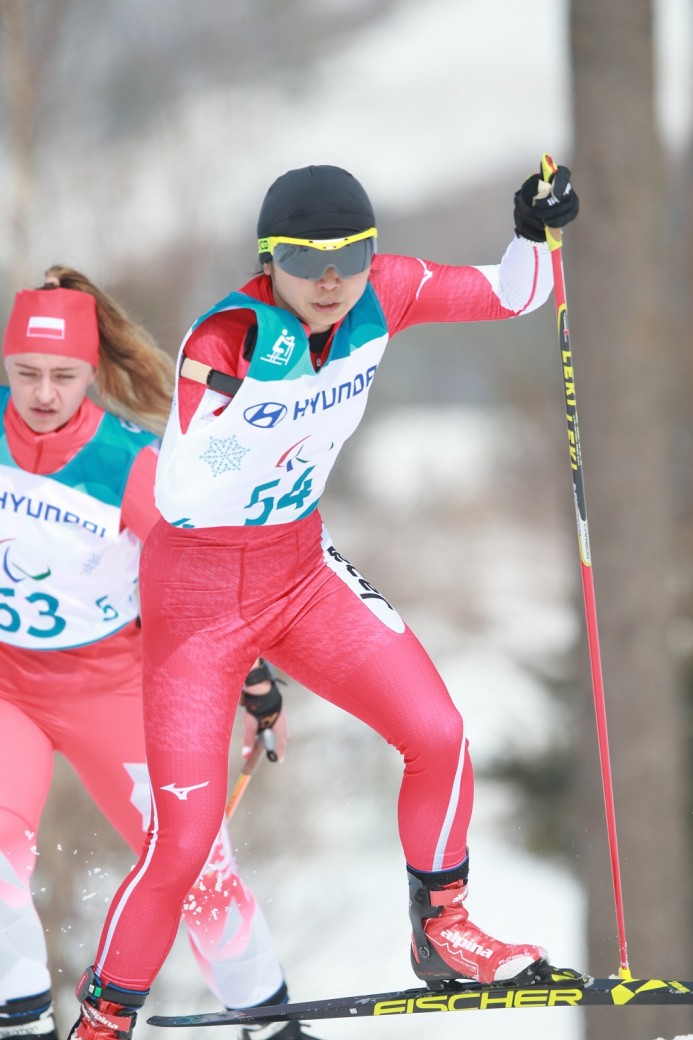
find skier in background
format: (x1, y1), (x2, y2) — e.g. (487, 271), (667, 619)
(69, 159), (579, 1040)
(0, 268), (322, 1040)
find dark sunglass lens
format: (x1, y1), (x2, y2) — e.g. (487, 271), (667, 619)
(273, 238), (375, 280)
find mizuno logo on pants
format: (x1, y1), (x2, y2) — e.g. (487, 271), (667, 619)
(161, 781), (210, 800)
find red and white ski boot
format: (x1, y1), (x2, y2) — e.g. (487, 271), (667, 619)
(408, 870), (549, 988)
(69, 999), (138, 1040)
(68, 969), (146, 1040)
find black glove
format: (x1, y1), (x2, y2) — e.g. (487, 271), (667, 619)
(513, 162), (579, 242)
(241, 659), (284, 731)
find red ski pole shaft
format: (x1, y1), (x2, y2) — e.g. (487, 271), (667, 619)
(540, 153), (630, 978)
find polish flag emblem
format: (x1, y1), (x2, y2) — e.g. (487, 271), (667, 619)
(27, 316), (66, 339)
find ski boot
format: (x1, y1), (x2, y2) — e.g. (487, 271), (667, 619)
(408, 862), (549, 988)
(68, 968), (147, 1040)
(234, 984), (323, 1040)
(238, 1024), (323, 1040)
(0, 992), (58, 1040)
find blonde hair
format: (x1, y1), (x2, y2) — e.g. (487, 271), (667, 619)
(41, 265), (175, 436)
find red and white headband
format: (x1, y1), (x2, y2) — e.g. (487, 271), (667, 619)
(3, 288), (99, 366)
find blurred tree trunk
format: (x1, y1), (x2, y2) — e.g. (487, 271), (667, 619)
(0, 0), (69, 293)
(0, 0), (34, 289)
(569, 2), (691, 1038)
(675, 105), (693, 605)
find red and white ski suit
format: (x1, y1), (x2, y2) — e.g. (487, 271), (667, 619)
(0, 396), (284, 1008)
(90, 241), (554, 991)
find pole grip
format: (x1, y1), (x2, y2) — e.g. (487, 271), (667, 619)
(539, 152), (563, 252)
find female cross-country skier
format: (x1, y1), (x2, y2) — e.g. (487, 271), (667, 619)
(69, 159), (579, 1040)
(0, 267), (322, 1040)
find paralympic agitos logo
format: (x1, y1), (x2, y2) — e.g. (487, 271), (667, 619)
(1, 538), (51, 582)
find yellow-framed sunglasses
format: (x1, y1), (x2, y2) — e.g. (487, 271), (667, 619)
(258, 227), (377, 280)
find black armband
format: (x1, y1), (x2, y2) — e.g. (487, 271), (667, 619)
(76, 966), (148, 1009)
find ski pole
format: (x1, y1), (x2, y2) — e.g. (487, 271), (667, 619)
(194, 732), (276, 886)
(539, 153), (631, 980)
(225, 728), (277, 822)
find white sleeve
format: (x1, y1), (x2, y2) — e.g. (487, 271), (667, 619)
(475, 235), (553, 315)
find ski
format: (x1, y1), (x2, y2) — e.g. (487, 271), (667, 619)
(148, 971), (693, 1027)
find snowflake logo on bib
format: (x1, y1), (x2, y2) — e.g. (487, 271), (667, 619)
(200, 435), (250, 476)
(82, 552), (103, 575)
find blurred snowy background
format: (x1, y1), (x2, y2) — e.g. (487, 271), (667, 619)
(2, 2), (693, 1040)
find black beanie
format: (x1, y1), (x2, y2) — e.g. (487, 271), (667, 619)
(257, 165), (376, 240)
